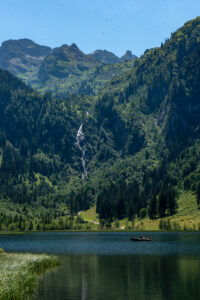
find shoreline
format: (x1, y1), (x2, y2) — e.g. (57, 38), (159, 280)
(0, 229), (199, 235)
(0, 250), (59, 299)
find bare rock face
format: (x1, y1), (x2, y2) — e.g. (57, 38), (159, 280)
(89, 49), (137, 64)
(0, 38), (137, 95)
(88, 50), (120, 64)
(120, 50), (137, 62)
(0, 39), (52, 81)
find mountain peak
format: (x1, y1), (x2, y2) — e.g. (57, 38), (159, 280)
(0, 38), (52, 78)
(1, 38), (35, 47)
(70, 43), (79, 50)
(1, 38), (51, 53)
(120, 50), (137, 61)
(89, 49), (137, 64)
(88, 49), (120, 64)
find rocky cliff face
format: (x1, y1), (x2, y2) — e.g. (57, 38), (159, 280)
(88, 50), (121, 64)
(0, 39), (51, 82)
(38, 43), (102, 82)
(89, 49), (137, 64)
(120, 50), (137, 61)
(0, 39), (136, 95)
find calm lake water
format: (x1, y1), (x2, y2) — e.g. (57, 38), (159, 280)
(1, 232), (200, 300)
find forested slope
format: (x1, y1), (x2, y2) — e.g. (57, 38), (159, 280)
(0, 17), (200, 229)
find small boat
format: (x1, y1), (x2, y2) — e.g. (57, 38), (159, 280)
(130, 237), (152, 242)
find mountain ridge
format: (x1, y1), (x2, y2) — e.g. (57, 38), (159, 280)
(0, 39), (136, 96)
(0, 17), (200, 230)
(88, 49), (136, 64)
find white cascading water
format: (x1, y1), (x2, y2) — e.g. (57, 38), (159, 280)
(76, 124), (87, 179)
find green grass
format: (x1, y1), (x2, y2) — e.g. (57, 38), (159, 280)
(0, 251), (59, 299)
(34, 173), (53, 187)
(80, 206), (99, 224)
(79, 192), (200, 231)
(128, 191), (200, 231)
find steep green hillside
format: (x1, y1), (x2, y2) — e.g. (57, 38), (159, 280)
(33, 59), (136, 97)
(38, 43), (102, 81)
(0, 17), (200, 230)
(33, 43), (137, 96)
(91, 17), (200, 222)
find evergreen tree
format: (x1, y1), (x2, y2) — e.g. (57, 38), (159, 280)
(148, 196), (157, 219)
(158, 190), (167, 218)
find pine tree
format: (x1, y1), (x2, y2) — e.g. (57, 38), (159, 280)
(148, 196), (157, 219)
(168, 188), (177, 215)
(28, 220), (33, 231)
(158, 190), (167, 217)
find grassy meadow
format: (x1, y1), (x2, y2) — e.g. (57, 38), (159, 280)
(0, 192), (199, 233)
(80, 191), (200, 232)
(0, 250), (59, 299)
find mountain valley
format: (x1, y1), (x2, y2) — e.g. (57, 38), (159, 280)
(0, 17), (200, 231)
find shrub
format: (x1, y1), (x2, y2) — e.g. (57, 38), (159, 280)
(140, 208), (148, 219)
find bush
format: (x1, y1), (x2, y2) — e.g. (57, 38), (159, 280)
(140, 208), (148, 219)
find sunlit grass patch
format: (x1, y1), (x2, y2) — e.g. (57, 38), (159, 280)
(80, 205), (99, 224)
(0, 252), (59, 299)
(132, 191), (200, 231)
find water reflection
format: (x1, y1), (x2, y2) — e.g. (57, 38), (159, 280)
(32, 254), (200, 300)
(1, 232), (200, 255)
(1, 232), (200, 299)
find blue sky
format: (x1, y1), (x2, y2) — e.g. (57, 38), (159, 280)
(0, 0), (200, 56)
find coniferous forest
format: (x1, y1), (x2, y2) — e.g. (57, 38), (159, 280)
(1, 17), (200, 230)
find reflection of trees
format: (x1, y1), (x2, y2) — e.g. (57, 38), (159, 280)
(33, 254), (200, 300)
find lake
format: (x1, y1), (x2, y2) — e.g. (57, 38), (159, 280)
(1, 232), (200, 300)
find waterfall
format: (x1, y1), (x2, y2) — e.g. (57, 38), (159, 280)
(76, 124), (87, 179)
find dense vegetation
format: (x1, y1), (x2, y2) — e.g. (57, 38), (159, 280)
(0, 251), (59, 299)
(0, 17), (200, 229)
